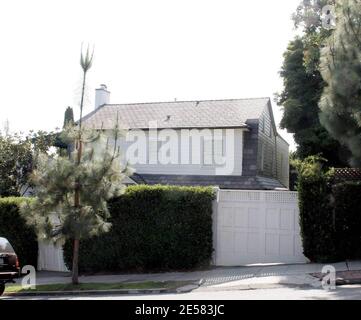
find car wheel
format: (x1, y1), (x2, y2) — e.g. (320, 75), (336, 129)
(0, 283), (5, 296)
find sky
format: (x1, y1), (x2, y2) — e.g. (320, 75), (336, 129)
(0, 0), (302, 150)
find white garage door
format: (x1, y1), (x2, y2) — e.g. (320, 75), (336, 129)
(214, 190), (307, 266)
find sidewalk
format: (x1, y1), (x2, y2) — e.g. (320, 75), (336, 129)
(26, 260), (361, 290)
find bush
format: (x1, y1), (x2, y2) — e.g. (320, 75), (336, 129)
(295, 157), (338, 262)
(296, 156), (361, 262)
(64, 185), (215, 273)
(0, 197), (38, 267)
(333, 182), (361, 260)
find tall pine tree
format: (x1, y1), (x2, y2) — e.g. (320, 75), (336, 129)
(277, 0), (348, 166)
(319, 0), (361, 167)
(21, 47), (132, 284)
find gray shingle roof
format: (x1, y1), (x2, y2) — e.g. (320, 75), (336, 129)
(131, 174), (286, 190)
(81, 98), (270, 130)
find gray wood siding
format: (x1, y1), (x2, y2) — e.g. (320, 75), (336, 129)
(257, 106), (277, 178)
(255, 104), (289, 188)
(276, 136), (290, 188)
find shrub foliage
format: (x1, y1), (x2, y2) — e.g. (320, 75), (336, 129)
(296, 157), (338, 262)
(296, 157), (361, 262)
(333, 182), (361, 260)
(63, 185), (215, 272)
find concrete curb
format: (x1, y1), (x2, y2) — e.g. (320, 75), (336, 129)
(5, 288), (174, 297)
(198, 283), (315, 292)
(309, 273), (361, 287)
(4, 281), (202, 298)
(336, 279), (361, 286)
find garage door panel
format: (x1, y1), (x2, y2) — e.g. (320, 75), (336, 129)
(279, 234), (294, 256)
(248, 208), (261, 228)
(294, 209), (301, 232)
(234, 208), (247, 227)
(220, 206), (234, 227)
(265, 233), (279, 256)
(215, 191), (306, 266)
(280, 209), (294, 231)
(219, 230), (234, 252)
(247, 232), (260, 254)
(234, 232), (247, 254)
(266, 208), (279, 229)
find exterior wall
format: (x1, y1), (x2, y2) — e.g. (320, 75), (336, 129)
(257, 107), (277, 179)
(248, 104), (290, 188)
(276, 136), (290, 188)
(242, 120), (259, 176)
(93, 128), (245, 176)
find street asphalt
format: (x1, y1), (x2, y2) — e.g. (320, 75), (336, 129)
(3, 285), (361, 300)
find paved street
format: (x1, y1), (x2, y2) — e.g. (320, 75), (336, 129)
(3, 285), (361, 300)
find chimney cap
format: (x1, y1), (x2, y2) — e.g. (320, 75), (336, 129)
(97, 84), (108, 91)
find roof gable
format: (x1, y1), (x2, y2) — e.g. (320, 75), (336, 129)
(81, 97), (270, 130)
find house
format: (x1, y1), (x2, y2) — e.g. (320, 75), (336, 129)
(81, 85), (290, 190)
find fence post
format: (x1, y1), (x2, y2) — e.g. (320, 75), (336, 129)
(212, 187), (220, 266)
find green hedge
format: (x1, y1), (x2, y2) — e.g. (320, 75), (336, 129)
(299, 177), (361, 262)
(64, 185), (215, 272)
(0, 197), (38, 267)
(333, 182), (361, 260)
(295, 157), (338, 262)
(297, 157), (361, 262)
(298, 172), (338, 262)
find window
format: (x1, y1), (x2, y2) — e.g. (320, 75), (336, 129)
(203, 136), (213, 166)
(214, 130), (225, 166)
(148, 136), (159, 165)
(0, 238), (14, 253)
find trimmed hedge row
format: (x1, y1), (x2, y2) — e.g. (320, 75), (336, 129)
(0, 197), (38, 267)
(333, 182), (361, 260)
(298, 167), (338, 262)
(64, 185), (215, 272)
(297, 157), (361, 262)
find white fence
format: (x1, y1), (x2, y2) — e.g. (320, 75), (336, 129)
(37, 189), (307, 272)
(38, 241), (68, 272)
(213, 190), (307, 266)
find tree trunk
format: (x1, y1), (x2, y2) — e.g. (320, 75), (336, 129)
(72, 238), (80, 285)
(71, 63), (87, 286)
